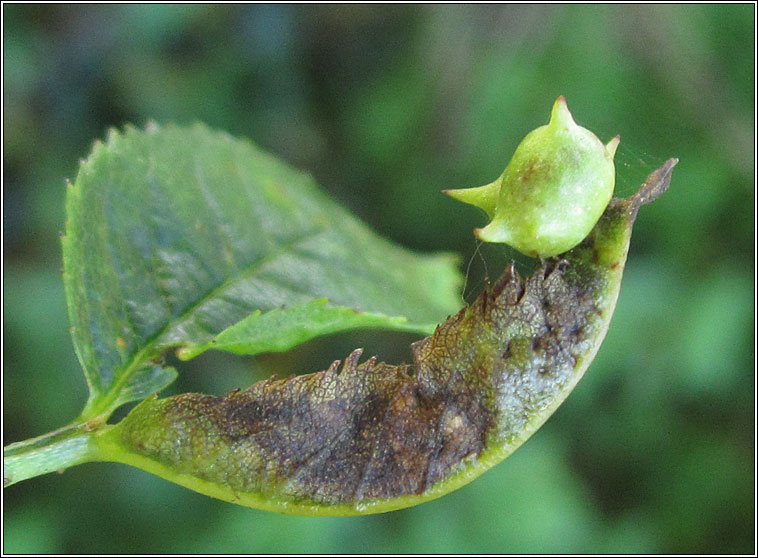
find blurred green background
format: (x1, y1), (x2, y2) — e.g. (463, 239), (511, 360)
(3, 4), (754, 554)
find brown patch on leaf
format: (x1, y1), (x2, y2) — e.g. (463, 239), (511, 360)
(117, 255), (607, 504)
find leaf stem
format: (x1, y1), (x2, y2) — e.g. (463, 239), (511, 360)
(3, 423), (103, 487)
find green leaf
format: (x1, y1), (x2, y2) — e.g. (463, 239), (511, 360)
(62, 123), (462, 419)
(177, 298), (438, 360)
(113, 365), (179, 410)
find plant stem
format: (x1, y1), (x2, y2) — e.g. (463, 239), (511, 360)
(3, 423), (102, 487)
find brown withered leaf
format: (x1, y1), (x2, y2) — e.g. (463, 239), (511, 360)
(105, 159), (676, 514)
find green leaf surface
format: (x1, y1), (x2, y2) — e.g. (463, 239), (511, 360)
(113, 365), (179, 410)
(177, 298), (438, 360)
(62, 123), (462, 419)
